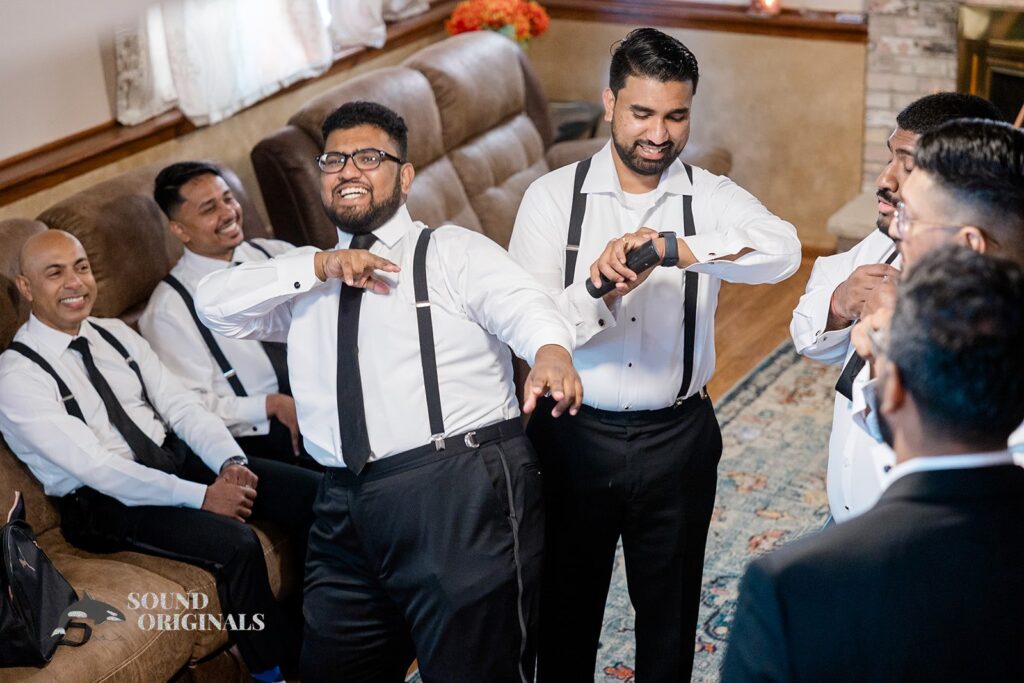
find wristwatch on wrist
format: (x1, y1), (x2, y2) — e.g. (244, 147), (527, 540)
(219, 455), (249, 473)
(659, 231), (679, 267)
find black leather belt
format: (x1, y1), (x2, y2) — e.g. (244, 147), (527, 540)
(324, 418), (523, 485)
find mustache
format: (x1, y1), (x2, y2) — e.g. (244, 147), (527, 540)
(876, 188), (897, 206)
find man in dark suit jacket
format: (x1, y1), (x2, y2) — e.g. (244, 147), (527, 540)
(722, 246), (1024, 682)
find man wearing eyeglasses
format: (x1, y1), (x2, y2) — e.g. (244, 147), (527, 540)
(845, 118), (1024, 495)
(195, 101), (581, 682)
(790, 93), (1001, 523)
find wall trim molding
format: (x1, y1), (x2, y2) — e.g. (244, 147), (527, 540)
(545, 1), (867, 43)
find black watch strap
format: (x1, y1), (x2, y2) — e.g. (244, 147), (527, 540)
(659, 231), (679, 267)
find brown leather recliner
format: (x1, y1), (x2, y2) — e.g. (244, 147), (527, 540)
(0, 166), (291, 682)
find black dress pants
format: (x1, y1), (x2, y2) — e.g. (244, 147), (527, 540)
(300, 425), (543, 683)
(59, 449), (320, 674)
(528, 395), (723, 683)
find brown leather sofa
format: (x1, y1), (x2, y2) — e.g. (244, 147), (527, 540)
(252, 31), (732, 250)
(0, 166), (292, 683)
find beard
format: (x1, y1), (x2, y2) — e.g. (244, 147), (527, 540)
(324, 173), (403, 236)
(876, 188), (897, 237)
(611, 127), (684, 178)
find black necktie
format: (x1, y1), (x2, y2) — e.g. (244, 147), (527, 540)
(835, 247), (900, 401)
(68, 337), (178, 474)
(336, 232), (377, 474)
(834, 353), (864, 401)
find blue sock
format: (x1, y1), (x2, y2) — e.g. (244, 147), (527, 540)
(252, 665), (283, 683)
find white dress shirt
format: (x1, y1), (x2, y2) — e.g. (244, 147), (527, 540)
(509, 142), (801, 410)
(0, 316), (243, 509)
(139, 238), (293, 437)
(195, 205), (574, 467)
(789, 229), (901, 522)
(844, 367), (1024, 516)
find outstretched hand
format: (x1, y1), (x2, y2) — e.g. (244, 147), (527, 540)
(315, 249), (400, 294)
(522, 344), (583, 418)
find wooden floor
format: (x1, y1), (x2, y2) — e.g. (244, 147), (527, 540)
(706, 256), (816, 399)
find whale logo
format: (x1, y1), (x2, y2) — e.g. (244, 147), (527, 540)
(51, 592), (125, 637)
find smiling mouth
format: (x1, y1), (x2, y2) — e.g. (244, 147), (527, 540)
(59, 294), (88, 307)
(636, 142), (671, 157)
(216, 220), (242, 235)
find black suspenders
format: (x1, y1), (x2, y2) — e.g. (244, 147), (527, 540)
(412, 228), (447, 448)
(161, 240), (273, 397)
(564, 157), (700, 401)
(8, 321), (158, 423)
(6, 343), (85, 421)
(564, 158), (592, 289)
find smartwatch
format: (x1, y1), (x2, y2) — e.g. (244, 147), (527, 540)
(659, 231), (679, 267)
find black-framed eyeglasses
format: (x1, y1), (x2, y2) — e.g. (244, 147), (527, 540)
(315, 149), (405, 174)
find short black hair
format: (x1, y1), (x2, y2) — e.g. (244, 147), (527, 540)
(888, 245), (1024, 445)
(153, 161), (223, 218)
(609, 28), (699, 95)
(914, 118), (1024, 261)
(321, 101), (408, 161)
(895, 92), (1002, 134)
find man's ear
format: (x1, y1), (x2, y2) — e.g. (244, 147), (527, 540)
(167, 219), (190, 245)
(958, 225), (988, 254)
(602, 87), (615, 123)
(400, 162), (415, 196)
(15, 274), (33, 304)
(878, 358), (906, 416)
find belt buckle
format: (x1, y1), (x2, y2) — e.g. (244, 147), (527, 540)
(464, 431), (480, 449)
(431, 434), (446, 451)
(699, 386), (708, 400)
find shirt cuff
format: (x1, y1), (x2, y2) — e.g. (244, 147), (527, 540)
(238, 394), (271, 428)
(567, 281), (616, 341)
(172, 478), (208, 509)
(278, 251), (324, 293)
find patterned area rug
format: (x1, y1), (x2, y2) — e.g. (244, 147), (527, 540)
(597, 343), (839, 682)
(407, 343), (839, 682)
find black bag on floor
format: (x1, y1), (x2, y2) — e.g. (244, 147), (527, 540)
(1, 491), (90, 667)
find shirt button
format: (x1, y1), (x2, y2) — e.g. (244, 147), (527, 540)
(631, 317), (637, 322)
(598, 319), (605, 327)
(293, 281), (301, 289)
(628, 362), (633, 367)
(252, 426), (258, 432)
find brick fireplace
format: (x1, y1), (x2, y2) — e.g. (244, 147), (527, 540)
(861, 0), (1024, 190)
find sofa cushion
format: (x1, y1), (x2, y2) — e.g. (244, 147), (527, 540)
(0, 219), (47, 351)
(36, 163), (268, 319)
(448, 114), (548, 247)
(405, 32), (527, 152)
(0, 553), (195, 682)
(406, 157), (483, 234)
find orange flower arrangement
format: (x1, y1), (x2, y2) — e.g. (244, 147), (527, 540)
(445, 0), (549, 45)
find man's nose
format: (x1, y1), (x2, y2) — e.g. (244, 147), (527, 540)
(876, 159), (899, 193)
(339, 159), (363, 180)
(646, 120), (669, 144)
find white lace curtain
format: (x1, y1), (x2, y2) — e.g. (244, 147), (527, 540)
(116, 0), (429, 127)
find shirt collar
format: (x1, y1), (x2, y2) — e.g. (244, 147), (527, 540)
(27, 313), (93, 357)
(334, 204), (412, 250)
(887, 450), (1015, 486)
(581, 141), (695, 199)
(178, 245), (236, 276)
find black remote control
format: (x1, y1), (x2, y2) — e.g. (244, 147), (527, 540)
(585, 240), (662, 298)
